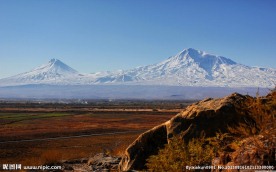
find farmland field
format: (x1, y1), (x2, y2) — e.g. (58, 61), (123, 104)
(0, 100), (194, 165)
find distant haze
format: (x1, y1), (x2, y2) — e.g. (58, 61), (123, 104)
(0, 85), (270, 100)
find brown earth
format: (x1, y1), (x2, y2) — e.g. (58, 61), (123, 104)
(0, 100), (190, 167)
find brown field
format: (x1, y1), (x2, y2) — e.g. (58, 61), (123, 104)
(0, 100), (193, 166)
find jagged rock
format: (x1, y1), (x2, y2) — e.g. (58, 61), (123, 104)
(88, 153), (121, 171)
(119, 93), (253, 171)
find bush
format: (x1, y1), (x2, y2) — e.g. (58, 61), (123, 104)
(146, 134), (216, 171)
(228, 89), (276, 138)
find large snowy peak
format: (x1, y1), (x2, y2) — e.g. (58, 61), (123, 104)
(177, 48), (236, 75)
(136, 48), (237, 79)
(164, 48), (236, 69)
(119, 48), (237, 83)
(112, 48), (275, 87)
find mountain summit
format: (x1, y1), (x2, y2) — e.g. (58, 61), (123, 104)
(0, 59), (80, 86)
(175, 48), (237, 72)
(32, 58), (78, 76)
(131, 48), (238, 81)
(0, 48), (275, 87)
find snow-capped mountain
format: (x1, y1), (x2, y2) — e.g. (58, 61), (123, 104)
(0, 48), (275, 87)
(0, 59), (84, 86)
(94, 48), (276, 87)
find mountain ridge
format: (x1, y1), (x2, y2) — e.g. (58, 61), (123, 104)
(0, 48), (275, 87)
(118, 48), (275, 87)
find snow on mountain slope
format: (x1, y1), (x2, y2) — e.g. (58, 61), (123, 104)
(98, 48), (276, 87)
(0, 59), (83, 86)
(26, 58), (78, 78)
(0, 48), (275, 87)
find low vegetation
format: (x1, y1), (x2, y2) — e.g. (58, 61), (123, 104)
(147, 133), (215, 171)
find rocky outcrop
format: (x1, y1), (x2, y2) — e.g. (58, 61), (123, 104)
(62, 153), (121, 172)
(119, 124), (168, 171)
(119, 93), (254, 171)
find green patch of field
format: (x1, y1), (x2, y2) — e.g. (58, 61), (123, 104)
(0, 113), (73, 124)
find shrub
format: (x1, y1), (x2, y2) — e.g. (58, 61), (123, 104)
(230, 89), (275, 136)
(146, 134), (216, 171)
(226, 90), (276, 165)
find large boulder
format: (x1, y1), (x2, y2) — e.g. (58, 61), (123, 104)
(119, 93), (252, 171)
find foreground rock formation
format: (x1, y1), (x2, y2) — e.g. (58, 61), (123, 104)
(119, 92), (276, 171)
(61, 153), (121, 172)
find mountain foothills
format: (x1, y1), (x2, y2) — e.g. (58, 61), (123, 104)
(0, 48), (275, 87)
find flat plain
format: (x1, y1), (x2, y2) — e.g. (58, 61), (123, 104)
(0, 100), (194, 165)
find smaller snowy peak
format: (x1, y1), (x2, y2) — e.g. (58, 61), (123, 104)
(49, 58), (70, 67)
(32, 58), (78, 75)
(48, 58), (66, 67)
(49, 58), (58, 63)
(0, 58), (82, 86)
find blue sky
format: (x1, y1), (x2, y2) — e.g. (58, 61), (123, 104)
(0, 0), (275, 78)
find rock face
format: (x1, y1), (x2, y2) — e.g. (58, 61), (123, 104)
(119, 93), (253, 171)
